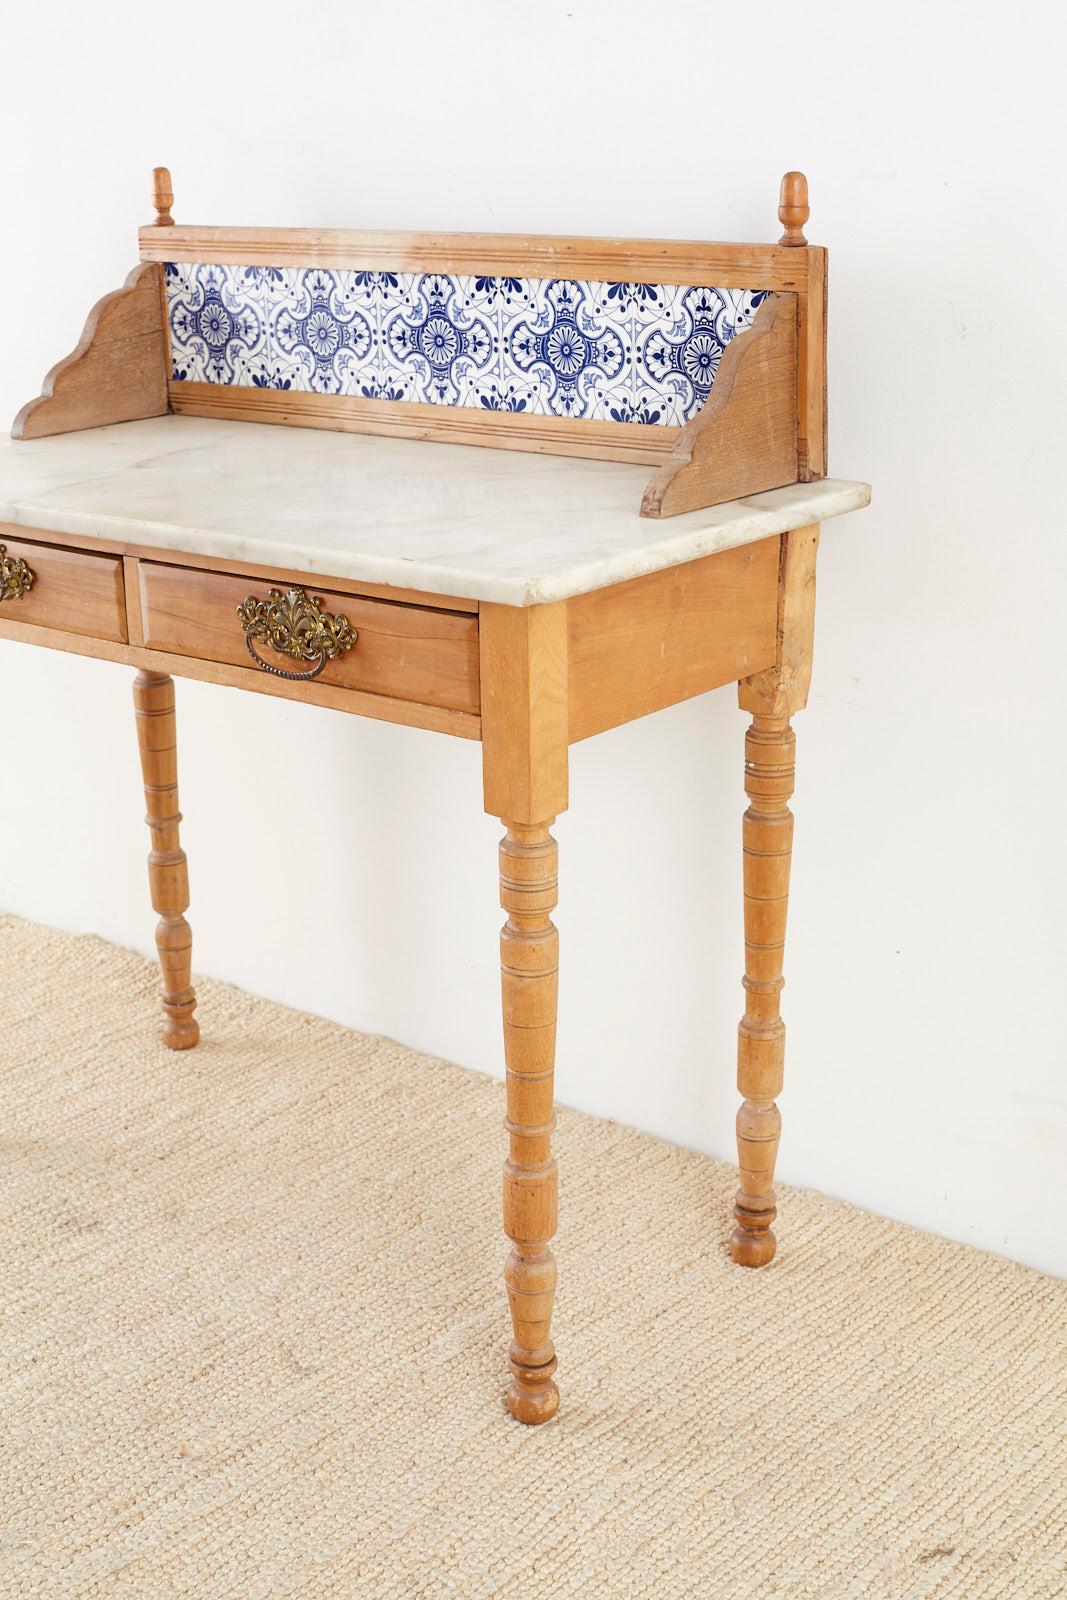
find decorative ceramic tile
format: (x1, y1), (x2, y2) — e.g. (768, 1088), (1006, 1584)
(165, 264), (768, 427)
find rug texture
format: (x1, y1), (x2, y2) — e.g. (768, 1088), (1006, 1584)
(1, 910), (1065, 1600)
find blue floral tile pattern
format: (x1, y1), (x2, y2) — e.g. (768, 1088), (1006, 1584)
(165, 263), (767, 427)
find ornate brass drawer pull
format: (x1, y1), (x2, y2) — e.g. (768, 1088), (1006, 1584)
(0, 544), (34, 603)
(236, 586), (357, 681)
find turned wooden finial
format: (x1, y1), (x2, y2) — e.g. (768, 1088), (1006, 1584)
(152, 166), (174, 227)
(778, 171), (809, 246)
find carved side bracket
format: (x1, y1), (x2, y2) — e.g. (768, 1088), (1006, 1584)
(640, 294), (799, 519)
(12, 262), (168, 440)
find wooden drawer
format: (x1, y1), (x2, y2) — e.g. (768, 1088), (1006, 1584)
(137, 562), (480, 714)
(0, 534), (126, 642)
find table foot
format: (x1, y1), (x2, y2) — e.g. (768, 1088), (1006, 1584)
(730, 1205), (778, 1267)
(506, 1355), (560, 1425)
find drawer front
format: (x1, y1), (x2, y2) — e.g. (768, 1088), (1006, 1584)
(0, 535), (126, 643)
(138, 562), (479, 714)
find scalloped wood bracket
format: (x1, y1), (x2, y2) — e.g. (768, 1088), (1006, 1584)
(640, 294), (799, 519)
(12, 263), (168, 440)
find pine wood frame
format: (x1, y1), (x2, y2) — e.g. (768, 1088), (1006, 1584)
(14, 171), (827, 515)
(0, 512), (802, 1427)
(1, 168), (838, 1424)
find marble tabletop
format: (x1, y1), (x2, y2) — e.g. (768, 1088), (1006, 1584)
(0, 417), (870, 606)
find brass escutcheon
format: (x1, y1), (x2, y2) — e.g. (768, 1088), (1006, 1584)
(0, 544), (34, 603)
(236, 586), (357, 681)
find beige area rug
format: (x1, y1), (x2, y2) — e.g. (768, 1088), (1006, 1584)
(1, 911), (1065, 1600)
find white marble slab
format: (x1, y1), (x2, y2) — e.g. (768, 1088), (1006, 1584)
(0, 418), (870, 606)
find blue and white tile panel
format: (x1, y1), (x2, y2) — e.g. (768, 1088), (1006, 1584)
(165, 264), (768, 428)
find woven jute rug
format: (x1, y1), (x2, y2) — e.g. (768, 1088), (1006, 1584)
(2, 911), (1065, 1599)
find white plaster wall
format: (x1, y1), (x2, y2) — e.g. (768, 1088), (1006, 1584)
(1, 0), (1063, 1274)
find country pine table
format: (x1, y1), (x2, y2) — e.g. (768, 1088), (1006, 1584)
(0, 169), (869, 1422)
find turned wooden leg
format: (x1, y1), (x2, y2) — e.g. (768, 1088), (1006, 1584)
(731, 524), (819, 1267)
(499, 821), (560, 1424)
(132, 670), (199, 1050)
(731, 713), (793, 1265)
(480, 599), (568, 1422)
